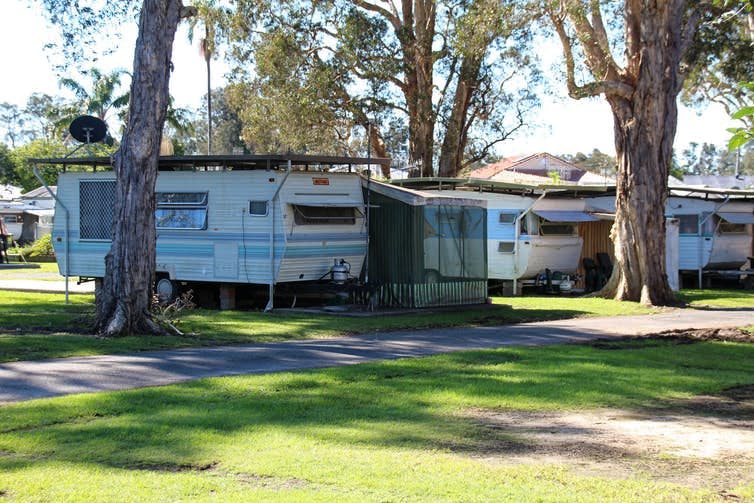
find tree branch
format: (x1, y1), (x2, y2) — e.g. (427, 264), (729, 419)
(548, 1), (633, 100)
(349, 0), (402, 32)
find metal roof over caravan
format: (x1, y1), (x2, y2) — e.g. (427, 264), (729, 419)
(31, 154), (391, 172)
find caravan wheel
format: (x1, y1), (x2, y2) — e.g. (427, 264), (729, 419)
(155, 277), (179, 304)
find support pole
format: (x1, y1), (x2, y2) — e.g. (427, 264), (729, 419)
(365, 123), (372, 285)
(33, 166), (69, 304)
(265, 159), (292, 312)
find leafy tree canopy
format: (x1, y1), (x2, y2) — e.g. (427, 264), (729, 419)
(682, 1), (753, 129)
(223, 0), (540, 176)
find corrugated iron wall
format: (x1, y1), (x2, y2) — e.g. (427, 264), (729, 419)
(366, 190), (488, 308)
(578, 220), (614, 287)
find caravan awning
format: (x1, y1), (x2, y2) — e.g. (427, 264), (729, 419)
(533, 210), (599, 222)
(717, 212), (754, 224)
(290, 202), (364, 208)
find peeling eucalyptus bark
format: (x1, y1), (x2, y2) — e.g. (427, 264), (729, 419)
(550, 0), (700, 306)
(96, 0), (185, 336)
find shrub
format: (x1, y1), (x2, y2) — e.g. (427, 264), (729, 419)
(16, 234), (54, 260)
(29, 234), (54, 257)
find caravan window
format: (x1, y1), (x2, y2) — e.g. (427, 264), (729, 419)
(80, 180), (116, 240)
(519, 215), (529, 235)
(499, 212), (517, 224)
(157, 192), (207, 205)
(292, 205), (359, 225)
(676, 215), (698, 234)
(716, 215), (746, 234)
(539, 221), (575, 236)
(498, 241), (515, 253)
(249, 200), (268, 216)
(156, 191), (208, 230)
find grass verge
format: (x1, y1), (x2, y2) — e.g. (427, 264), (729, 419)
(2, 288), (753, 363)
(1, 339), (753, 501)
(676, 288), (754, 309)
(0, 291), (656, 362)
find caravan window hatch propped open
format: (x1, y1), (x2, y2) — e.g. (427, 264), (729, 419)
(292, 204), (363, 225)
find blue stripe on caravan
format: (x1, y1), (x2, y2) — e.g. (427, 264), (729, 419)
(157, 243), (214, 257)
(287, 232), (367, 242)
(157, 231), (272, 242)
(58, 236), (365, 259)
(65, 242), (110, 253)
(237, 245), (285, 259)
(159, 231), (366, 243)
(57, 230), (366, 244)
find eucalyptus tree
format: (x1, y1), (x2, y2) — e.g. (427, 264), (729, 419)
(193, 87), (245, 155)
(547, 0), (705, 305)
(227, 0), (537, 177)
(23, 93), (73, 141)
(0, 103), (25, 148)
(39, 0), (194, 336)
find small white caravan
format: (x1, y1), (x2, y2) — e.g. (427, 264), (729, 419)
(588, 188), (754, 278)
(665, 192), (754, 271)
(392, 180), (604, 289)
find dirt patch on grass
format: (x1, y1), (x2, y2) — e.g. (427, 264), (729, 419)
(467, 386), (754, 495)
(235, 473), (310, 491)
(589, 328), (754, 350)
(127, 460), (219, 473)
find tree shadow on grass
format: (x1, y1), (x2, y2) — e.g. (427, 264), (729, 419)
(1, 340), (753, 480)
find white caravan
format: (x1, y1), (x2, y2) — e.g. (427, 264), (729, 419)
(393, 184), (599, 284)
(665, 196), (754, 271)
(588, 191), (754, 272)
(49, 156), (382, 306)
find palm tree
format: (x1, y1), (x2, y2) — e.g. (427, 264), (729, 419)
(187, 1), (227, 155)
(57, 68), (130, 142)
(59, 68), (130, 121)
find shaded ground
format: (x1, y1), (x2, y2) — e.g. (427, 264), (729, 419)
(466, 330), (754, 499)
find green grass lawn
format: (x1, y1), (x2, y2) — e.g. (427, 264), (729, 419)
(1, 339), (753, 501)
(2, 288), (753, 363)
(677, 288), (754, 309)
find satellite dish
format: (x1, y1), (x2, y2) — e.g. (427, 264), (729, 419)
(69, 115), (108, 144)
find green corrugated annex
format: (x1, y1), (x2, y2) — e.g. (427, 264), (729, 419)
(364, 182), (488, 308)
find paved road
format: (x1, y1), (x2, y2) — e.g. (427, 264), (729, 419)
(1, 307), (751, 404)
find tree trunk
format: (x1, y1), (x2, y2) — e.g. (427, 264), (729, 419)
(95, 0), (183, 336)
(400, 0), (436, 178)
(603, 99), (676, 305)
(598, 0), (686, 306)
(438, 55), (482, 177)
(367, 124), (391, 178)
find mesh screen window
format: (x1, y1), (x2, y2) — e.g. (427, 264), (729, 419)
(79, 180), (116, 240)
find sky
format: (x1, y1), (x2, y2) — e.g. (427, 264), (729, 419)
(0, 1), (737, 158)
